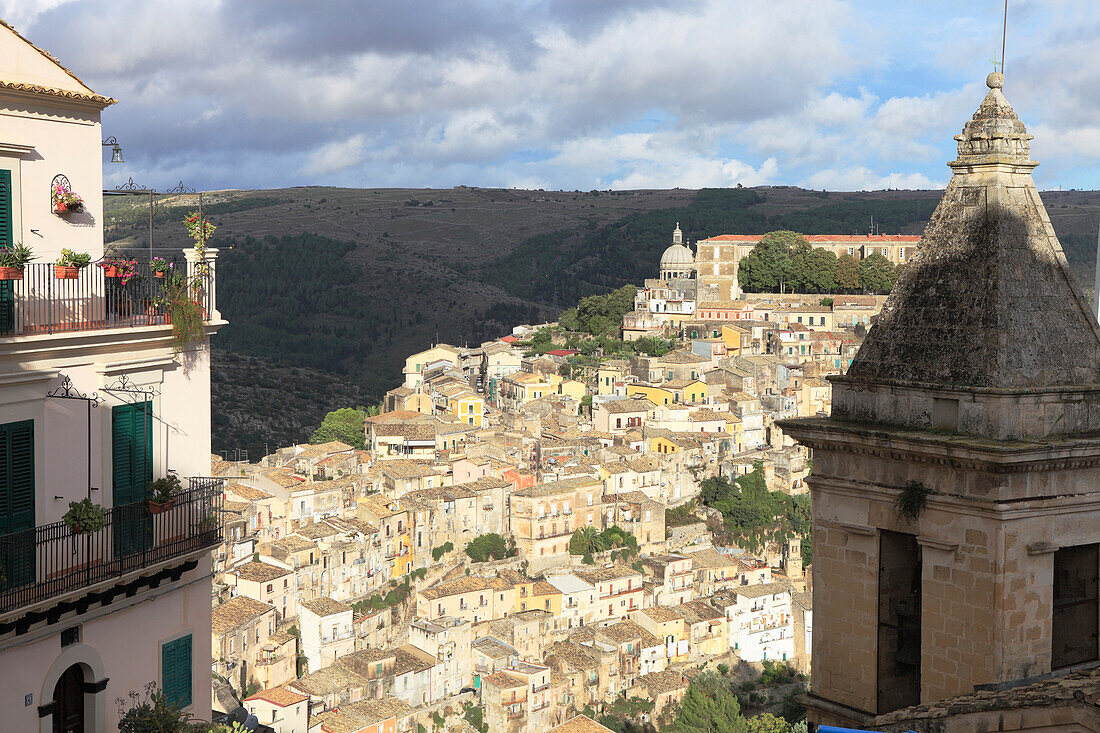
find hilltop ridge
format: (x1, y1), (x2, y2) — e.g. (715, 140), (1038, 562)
(104, 185), (1100, 456)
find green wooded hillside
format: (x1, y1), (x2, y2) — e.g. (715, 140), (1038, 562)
(104, 186), (1100, 457)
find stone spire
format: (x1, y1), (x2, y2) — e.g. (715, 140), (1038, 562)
(844, 73), (1100, 391)
(672, 222), (683, 244)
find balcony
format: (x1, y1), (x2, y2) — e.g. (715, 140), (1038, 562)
(0, 477), (223, 616)
(0, 254), (216, 339)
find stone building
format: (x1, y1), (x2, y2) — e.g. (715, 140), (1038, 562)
(780, 73), (1100, 728)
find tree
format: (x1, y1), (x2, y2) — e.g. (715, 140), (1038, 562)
(746, 713), (792, 733)
(835, 254), (861, 292)
(799, 248), (838, 293)
(738, 231), (804, 293)
(465, 533), (514, 562)
(569, 526), (606, 555)
(558, 307), (581, 332)
(858, 252), (897, 293)
(666, 673), (748, 733)
(310, 407), (366, 449)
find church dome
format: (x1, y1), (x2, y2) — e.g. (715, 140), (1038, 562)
(660, 243), (694, 268)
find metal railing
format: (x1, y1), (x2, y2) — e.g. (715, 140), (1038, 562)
(0, 256), (214, 337)
(0, 477), (223, 614)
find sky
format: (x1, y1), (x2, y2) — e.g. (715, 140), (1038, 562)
(5, 0), (1100, 193)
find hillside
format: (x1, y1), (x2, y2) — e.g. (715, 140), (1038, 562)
(104, 186), (1100, 456)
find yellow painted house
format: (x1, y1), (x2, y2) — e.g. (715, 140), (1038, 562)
(721, 325), (752, 355)
(627, 384), (674, 406)
(403, 344), (461, 388)
(503, 371), (571, 410)
(665, 379), (707, 405)
(596, 360), (630, 395)
(437, 385), (486, 427)
(557, 378), (587, 402)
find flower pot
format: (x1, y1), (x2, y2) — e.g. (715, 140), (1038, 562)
(149, 498), (176, 514)
(68, 523), (92, 536)
(54, 265), (79, 280)
(154, 271), (165, 279)
(54, 201), (68, 214)
(104, 266), (120, 278)
(0, 267), (23, 281)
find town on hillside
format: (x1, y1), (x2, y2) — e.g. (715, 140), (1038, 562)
(207, 221), (898, 732)
(6, 8), (1100, 733)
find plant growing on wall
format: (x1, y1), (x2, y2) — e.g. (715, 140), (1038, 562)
(894, 480), (930, 522)
(63, 498), (107, 534)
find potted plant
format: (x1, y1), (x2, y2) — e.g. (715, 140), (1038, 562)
(52, 181), (84, 214)
(149, 257), (172, 279)
(100, 257), (138, 283)
(63, 498), (106, 535)
(54, 248), (91, 279)
(0, 243), (33, 280)
(148, 474), (181, 514)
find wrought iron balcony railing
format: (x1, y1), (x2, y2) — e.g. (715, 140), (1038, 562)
(0, 477), (223, 615)
(0, 254), (215, 338)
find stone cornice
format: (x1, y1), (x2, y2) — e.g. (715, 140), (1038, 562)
(809, 474), (1100, 520)
(828, 374), (1100, 398)
(778, 417), (1100, 474)
(0, 320), (225, 367)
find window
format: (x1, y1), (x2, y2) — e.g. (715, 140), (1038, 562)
(847, 247), (854, 256)
(0, 420), (34, 586)
(899, 247), (906, 260)
(266, 583), (273, 593)
(1053, 544), (1099, 668)
(162, 635), (193, 708)
(881, 247), (888, 257)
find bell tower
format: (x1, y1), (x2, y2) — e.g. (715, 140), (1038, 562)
(780, 73), (1100, 727)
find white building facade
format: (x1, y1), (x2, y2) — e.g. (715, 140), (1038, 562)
(0, 24), (224, 732)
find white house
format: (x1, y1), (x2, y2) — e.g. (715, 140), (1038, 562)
(0, 22), (224, 732)
(298, 597), (354, 673)
(545, 573), (596, 629)
(409, 616), (472, 700)
(725, 582), (795, 663)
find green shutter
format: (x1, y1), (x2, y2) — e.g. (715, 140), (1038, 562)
(0, 420), (35, 588)
(112, 402), (152, 556)
(161, 634), (192, 708)
(0, 169), (12, 334)
(112, 402), (152, 505)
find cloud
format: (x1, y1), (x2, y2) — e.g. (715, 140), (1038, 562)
(4, 0), (1100, 192)
(301, 135), (368, 177)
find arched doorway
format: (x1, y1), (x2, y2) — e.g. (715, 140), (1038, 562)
(52, 664), (84, 733)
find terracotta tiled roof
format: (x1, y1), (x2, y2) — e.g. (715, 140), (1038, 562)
(419, 576), (495, 600)
(300, 597), (352, 617)
(244, 686), (308, 707)
(700, 233), (919, 244)
(233, 560), (291, 583)
(212, 596), (273, 634)
(637, 669), (688, 695)
(226, 483), (273, 501)
(552, 716), (617, 733)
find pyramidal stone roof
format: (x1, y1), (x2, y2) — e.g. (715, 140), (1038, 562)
(846, 73), (1100, 389)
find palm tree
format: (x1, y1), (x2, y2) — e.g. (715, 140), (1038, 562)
(571, 525), (607, 555)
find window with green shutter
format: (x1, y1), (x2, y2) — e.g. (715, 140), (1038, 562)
(0, 420), (35, 588)
(0, 169), (13, 333)
(112, 401), (152, 557)
(161, 634), (192, 708)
